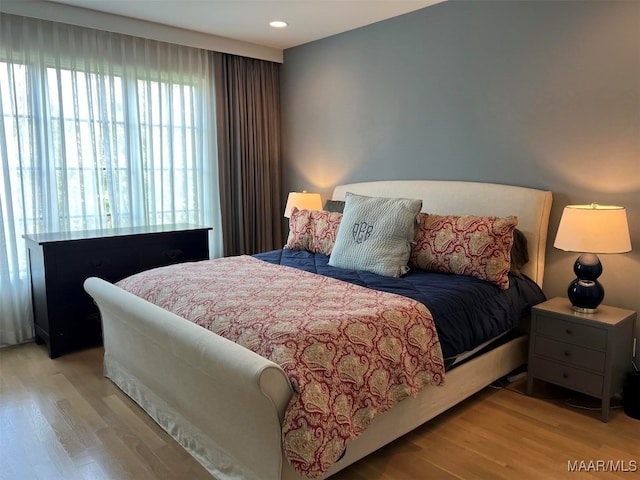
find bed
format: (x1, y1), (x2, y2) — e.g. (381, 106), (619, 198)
(84, 180), (552, 480)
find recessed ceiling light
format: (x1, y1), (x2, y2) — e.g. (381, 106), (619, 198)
(269, 20), (288, 29)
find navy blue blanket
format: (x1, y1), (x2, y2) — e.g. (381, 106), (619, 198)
(254, 249), (545, 359)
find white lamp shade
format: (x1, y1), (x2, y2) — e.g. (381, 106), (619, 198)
(284, 191), (322, 218)
(554, 204), (632, 254)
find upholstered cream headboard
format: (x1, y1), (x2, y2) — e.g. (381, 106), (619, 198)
(332, 180), (553, 287)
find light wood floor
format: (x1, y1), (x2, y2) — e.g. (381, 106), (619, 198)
(1, 343), (638, 480)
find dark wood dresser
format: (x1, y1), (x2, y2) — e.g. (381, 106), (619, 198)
(24, 224), (211, 358)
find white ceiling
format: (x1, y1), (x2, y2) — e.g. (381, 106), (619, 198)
(45, 0), (444, 50)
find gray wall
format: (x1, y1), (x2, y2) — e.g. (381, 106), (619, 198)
(281, 0), (640, 362)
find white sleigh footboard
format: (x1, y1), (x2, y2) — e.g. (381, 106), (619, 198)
(84, 277), (294, 480)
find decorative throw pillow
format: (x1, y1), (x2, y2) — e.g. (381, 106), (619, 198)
(323, 200), (345, 213)
(410, 213), (518, 289)
(284, 208), (343, 255)
(509, 228), (529, 278)
(329, 193), (422, 277)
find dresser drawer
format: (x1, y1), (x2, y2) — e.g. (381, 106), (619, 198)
(535, 315), (607, 351)
(530, 357), (604, 398)
(52, 245), (134, 287)
(136, 230), (209, 271)
(534, 336), (606, 373)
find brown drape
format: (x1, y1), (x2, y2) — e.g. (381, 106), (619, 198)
(214, 52), (283, 256)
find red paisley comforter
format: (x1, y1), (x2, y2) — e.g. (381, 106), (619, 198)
(116, 255), (445, 478)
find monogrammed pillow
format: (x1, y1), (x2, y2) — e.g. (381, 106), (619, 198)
(284, 207), (343, 255)
(328, 193), (422, 277)
(409, 213), (518, 289)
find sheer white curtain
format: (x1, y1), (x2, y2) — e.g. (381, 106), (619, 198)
(0, 13), (222, 346)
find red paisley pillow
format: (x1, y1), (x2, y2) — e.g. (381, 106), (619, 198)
(409, 213), (518, 289)
(285, 208), (343, 255)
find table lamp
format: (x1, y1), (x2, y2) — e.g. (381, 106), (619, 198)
(283, 191), (322, 218)
(554, 204), (631, 313)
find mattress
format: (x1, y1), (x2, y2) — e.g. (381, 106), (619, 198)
(254, 249), (546, 359)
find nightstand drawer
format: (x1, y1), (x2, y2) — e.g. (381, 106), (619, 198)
(535, 315), (607, 350)
(534, 336), (606, 373)
(531, 357), (603, 398)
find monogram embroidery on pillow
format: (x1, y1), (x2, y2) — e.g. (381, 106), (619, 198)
(352, 222), (374, 244)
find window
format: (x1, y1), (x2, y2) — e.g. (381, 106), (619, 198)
(0, 14), (221, 345)
(2, 63), (208, 234)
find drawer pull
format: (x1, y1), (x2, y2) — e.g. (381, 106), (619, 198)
(565, 328), (573, 335)
(564, 350), (572, 357)
(562, 372), (569, 379)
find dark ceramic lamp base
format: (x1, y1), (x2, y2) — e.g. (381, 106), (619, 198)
(567, 253), (604, 314)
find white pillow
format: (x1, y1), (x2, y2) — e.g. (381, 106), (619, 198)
(328, 193), (422, 277)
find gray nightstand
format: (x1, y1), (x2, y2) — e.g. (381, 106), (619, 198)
(526, 297), (636, 422)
